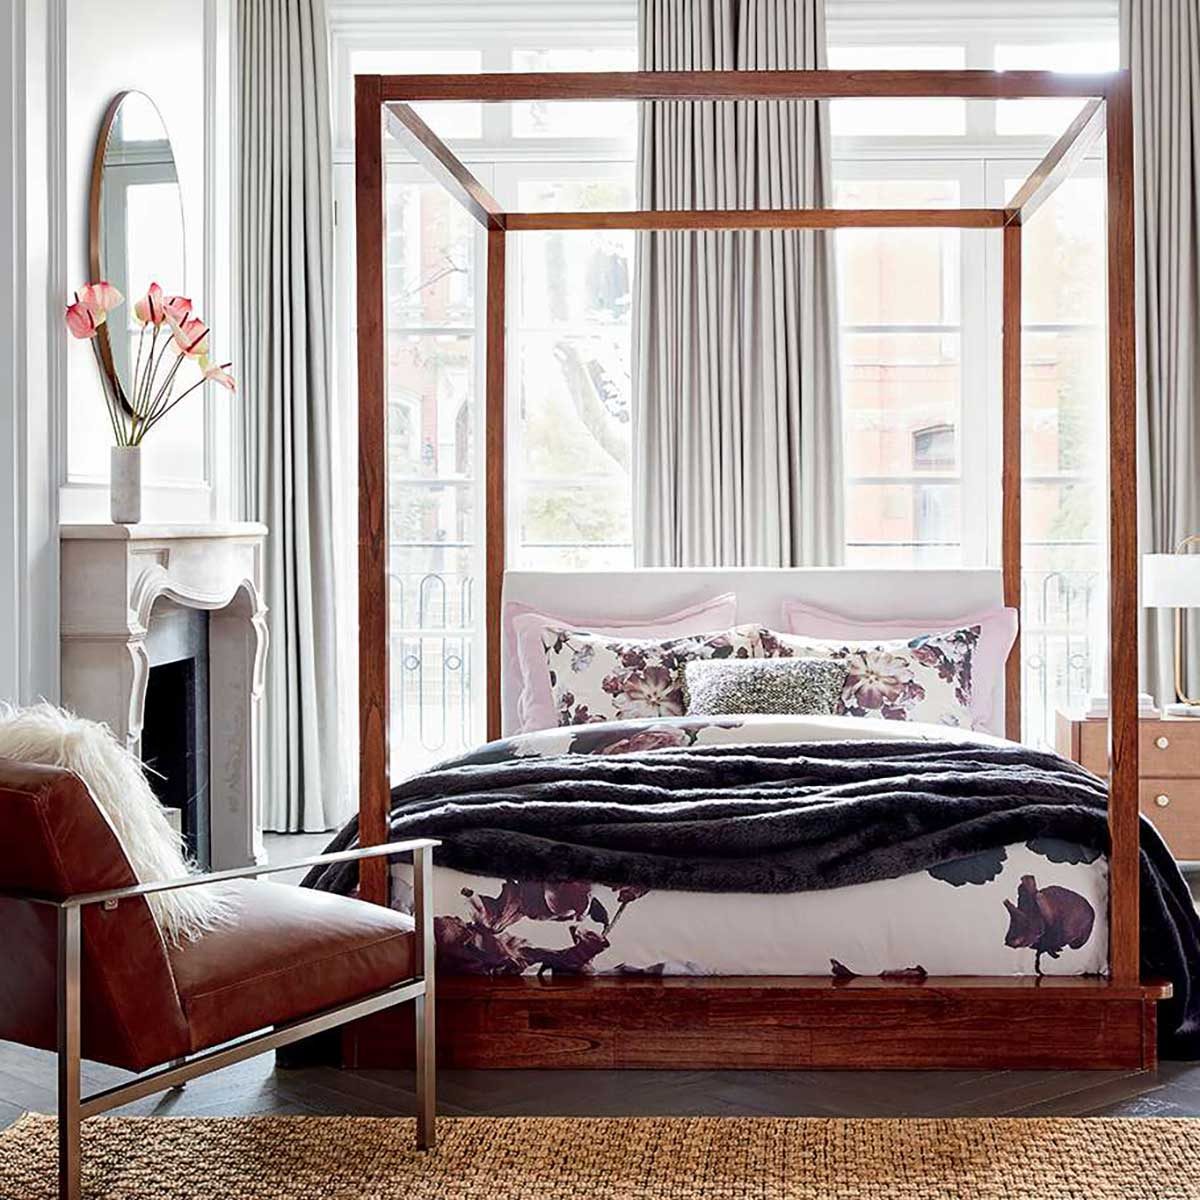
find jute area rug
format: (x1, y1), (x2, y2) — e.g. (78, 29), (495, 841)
(2, 1113), (1199, 1199)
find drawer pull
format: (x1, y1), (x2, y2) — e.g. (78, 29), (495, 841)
(1156, 794), (1171, 809)
(1155, 736), (1170, 750)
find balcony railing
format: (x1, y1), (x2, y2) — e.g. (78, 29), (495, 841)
(1021, 567), (1102, 748)
(385, 563), (1104, 775)
(389, 571), (475, 780)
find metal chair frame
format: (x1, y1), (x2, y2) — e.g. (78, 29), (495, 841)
(3, 838), (438, 1200)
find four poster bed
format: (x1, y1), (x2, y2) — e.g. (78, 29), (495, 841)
(327, 68), (1189, 1072)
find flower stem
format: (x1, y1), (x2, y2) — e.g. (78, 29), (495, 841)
(135, 349), (189, 442)
(131, 323), (146, 411)
(91, 339), (125, 446)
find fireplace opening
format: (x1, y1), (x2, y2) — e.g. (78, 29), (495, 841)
(142, 605), (211, 868)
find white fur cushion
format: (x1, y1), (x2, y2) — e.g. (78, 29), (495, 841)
(0, 703), (231, 944)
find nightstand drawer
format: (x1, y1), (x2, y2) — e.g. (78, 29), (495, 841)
(1140, 779), (1200, 860)
(1076, 720), (1200, 777)
(1140, 724), (1200, 777)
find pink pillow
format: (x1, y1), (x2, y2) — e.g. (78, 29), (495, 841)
(780, 600), (1018, 734)
(507, 593), (737, 733)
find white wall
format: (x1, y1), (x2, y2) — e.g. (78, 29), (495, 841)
(1, 0), (59, 705)
(61, 0), (234, 524)
(0, 0), (234, 704)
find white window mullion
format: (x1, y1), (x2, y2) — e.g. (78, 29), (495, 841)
(959, 158), (992, 569)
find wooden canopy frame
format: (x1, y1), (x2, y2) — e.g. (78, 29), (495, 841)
(352, 70), (1164, 1072)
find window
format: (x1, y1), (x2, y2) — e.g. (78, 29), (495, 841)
(827, 44), (967, 136)
(508, 170), (635, 571)
(913, 425), (956, 472)
(331, 20), (637, 778)
(994, 40), (1119, 136)
(836, 171), (969, 568)
(828, 11), (1117, 745)
(510, 47), (639, 138)
(997, 167), (1107, 745)
(331, 3), (1119, 771)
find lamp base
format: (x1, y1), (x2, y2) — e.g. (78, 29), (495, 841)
(1164, 702), (1200, 718)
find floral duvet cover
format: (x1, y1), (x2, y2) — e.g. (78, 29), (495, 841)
(382, 715), (1110, 980)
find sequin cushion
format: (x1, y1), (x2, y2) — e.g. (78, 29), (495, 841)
(683, 657), (846, 717)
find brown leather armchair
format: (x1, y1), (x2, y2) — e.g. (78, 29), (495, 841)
(0, 758), (437, 1200)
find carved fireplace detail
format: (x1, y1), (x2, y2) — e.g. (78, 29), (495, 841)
(60, 523), (269, 869)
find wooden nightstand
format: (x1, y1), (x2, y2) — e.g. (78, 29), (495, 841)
(1056, 710), (1200, 862)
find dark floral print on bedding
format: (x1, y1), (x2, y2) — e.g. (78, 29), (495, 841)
(427, 717), (747, 772)
(830, 959), (928, 983)
(543, 625), (762, 727)
(927, 846), (1008, 886)
(1003, 873), (1096, 975)
(762, 624), (982, 728)
(436, 876), (653, 976)
(1026, 836), (1103, 866)
(563, 718), (744, 757)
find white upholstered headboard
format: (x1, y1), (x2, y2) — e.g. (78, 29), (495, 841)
(501, 567), (1007, 737)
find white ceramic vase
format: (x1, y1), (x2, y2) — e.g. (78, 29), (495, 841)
(110, 444), (142, 524)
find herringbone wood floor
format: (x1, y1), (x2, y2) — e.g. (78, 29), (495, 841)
(5, 834), (1199, 1127)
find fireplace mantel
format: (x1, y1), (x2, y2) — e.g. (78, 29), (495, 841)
(60, 522), (269, 868)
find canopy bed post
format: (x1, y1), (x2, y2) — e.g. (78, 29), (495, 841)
(1001, 223), (1022, 744)
(355, 73), (390, 905)
(1104, 73), (1140, 986)
(485, 228), (507, 743)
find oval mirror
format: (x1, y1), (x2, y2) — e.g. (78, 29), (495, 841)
(88, 91), (186, 405)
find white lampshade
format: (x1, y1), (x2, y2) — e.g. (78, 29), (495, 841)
(1143, 553), (1200, 608)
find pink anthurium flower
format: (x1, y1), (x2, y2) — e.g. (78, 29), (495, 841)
(64, 298), (100, 339)
(167, 313), (210, 358)
(66, 279), (233, 449)
(203, 362), (236, 392)
(163, 294), (192, 324)
(133, 282), (166, 326)
(76, 281), (123, 321)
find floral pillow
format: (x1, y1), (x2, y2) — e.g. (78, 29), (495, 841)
(543, 625), (763, 726)
(761, 625), (982, 728)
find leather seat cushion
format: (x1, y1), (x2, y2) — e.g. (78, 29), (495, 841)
(167, 880), (415, 1053)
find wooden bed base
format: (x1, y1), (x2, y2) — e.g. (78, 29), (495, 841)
(342, 975), (1170, 1072)
(355, 69), (1147, 1071)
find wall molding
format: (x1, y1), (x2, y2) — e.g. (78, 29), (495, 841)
(0, 0), (20, 698)
(204, 0), (235, 521)
(0, 0), (62, 703)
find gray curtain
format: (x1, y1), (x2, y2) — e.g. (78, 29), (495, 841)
(634, 0), (843, 568)
(1123, 0), (1200, 701)
(238, 0), (341, 831)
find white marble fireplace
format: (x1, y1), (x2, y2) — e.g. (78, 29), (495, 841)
(60, 523), (269, 869)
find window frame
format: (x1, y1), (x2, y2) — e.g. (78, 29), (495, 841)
(330, 12), (638, 775)
(827, 11), (1115, 743)
(493, 158), (637, 572)
(832, 156), (991, 568)
(329, 2), (1117, 759)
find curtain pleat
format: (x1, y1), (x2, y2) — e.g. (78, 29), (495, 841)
(1122, 0), (1200, 701)
(238, 0), (341, 831)
(634, 0), (843, 568)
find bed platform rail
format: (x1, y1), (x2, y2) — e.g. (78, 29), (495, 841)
(345, 975), (1172, 1072)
